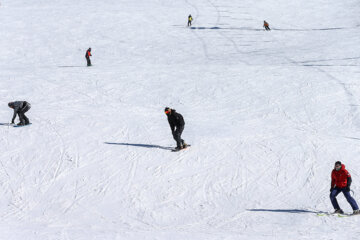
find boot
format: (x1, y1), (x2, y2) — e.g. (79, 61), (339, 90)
(334, 209), (344, 214)
(17, 123), (25, 126)
(353, 209), (360, 215)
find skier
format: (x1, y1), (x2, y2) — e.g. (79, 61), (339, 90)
(164, 107), (187, 150)
(188, 14), (193, 27)
(8, 101), (31, 126)
(330, 161), (360, 214)
(85, 48), (92, 66)
(263, 20), (270, 31)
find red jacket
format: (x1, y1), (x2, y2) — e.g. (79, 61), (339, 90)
(331, 164), (351, 188)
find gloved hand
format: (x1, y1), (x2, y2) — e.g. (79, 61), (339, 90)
(345, 186), (350, 192)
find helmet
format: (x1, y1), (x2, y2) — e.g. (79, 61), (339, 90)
(8, 102), (13, 107)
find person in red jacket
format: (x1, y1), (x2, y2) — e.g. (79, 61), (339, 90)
(263, 20), (270, 31)
(330, 161), (360, 214)
(85, 48), (92, 66)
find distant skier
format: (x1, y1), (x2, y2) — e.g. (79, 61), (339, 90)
(188, 14), (193, 27)
(85, 48), (92, 66)
(330, 161), (360, 214)
(263, 20), (270, 31)
(164, 107), (187, 150)
(8, 101), (31, 126)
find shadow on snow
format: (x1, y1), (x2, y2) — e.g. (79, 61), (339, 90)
(104, 142), (173, 150)
(247, 209), (320, 214)
(190, 26), (347, 31)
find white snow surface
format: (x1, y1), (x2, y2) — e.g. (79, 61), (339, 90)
(1, 0), (360, 239)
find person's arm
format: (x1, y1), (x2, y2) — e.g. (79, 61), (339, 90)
(170, 122), (175, 133)
(11, 110), (17, 123)
(330, 171), (335, 190)
(347, 176), (352, 187)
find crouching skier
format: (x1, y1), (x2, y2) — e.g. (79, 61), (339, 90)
(164, 107), (188, 151)
(8, 101), (31, 126)
(330, 161), (360, 215)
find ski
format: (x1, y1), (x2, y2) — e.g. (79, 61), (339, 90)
(316, 212), (359, 217)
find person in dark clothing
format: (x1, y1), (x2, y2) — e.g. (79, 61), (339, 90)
(8, 101), (31, 125)
(263, 20), (270, 31)
(330, 161), (360, 214)
(85, 48), (92, 66)
(188, 14), (193, 27)
(165, 107), (187, 150)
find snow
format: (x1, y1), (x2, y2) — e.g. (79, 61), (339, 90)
(1, 0), (360, 239)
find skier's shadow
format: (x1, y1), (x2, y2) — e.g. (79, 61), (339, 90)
(247, 209), (319, 214)
(0, 123), (12, 126)
(58, 66), (84, 68)
(104, 142), (173, 150)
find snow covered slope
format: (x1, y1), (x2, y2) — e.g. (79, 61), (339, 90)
(1, 0), (360, 239)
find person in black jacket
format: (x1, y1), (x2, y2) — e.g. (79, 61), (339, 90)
(8, 101), (31, 125)
(85, 48), (92, 66)
(165, 107), (187, 150)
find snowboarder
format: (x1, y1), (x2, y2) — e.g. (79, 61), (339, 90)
(263, 20), (270, 31)
(85, 48), (92, 66)
(164, 107), (187, 150)
(8, 101), (31, 126)
(188, 14), (193, 27)
(330, 161), (360, 214)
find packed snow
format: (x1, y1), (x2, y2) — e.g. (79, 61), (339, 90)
(1, 0), (360, 239)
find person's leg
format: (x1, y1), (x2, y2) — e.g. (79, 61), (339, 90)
(343, 190), (359, 210)
(18, 112), (25, 124)
(330, 188), (342, 210)
(174, 126), (184, 148)
(22, 106), (30, 124)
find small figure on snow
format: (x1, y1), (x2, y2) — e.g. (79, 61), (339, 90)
(188, 14), (193, 27)
(85, 47), (92, 66)
(263, 20), (270, 31)
(8, 101), (31, 126)
(330, 161), (360, 214)
(164, 107), (187, 150)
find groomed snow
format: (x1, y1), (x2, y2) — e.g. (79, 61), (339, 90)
(1, 0), (360, 239)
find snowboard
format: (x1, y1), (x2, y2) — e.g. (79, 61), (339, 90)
(171, 144), (191, 152)
(13, 123), (32, 128)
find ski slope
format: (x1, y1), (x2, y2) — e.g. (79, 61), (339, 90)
(1, 0), (360, 239)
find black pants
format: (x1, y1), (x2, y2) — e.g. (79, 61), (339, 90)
(173, 125), (185, 148)
(188, 21), (192, 26)
(86, 57), (91, 66)
(265, 26), (270, 31)
(19, 104), (31, 124)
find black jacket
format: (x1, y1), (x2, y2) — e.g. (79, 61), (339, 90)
(10, 101), (30, 122)
(167, 109), (185, 132)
